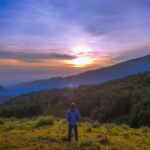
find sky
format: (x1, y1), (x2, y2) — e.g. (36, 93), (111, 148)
(0, 0), (150, 85)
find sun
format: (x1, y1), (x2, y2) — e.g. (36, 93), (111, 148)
(69, 56), (93, 67)
(68, 45), (93, 67)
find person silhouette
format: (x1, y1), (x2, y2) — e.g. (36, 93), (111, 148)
(66, 102), (80, 143)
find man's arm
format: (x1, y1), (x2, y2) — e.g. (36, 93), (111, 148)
(66, 111), (70, 122)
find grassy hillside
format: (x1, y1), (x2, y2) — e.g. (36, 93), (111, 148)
(0, 116), (149, 150)
(0, 72), (150, 127)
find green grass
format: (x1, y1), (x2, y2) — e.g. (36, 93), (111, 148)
(0, 117), (149, 150)
(34, 117), (54, 128)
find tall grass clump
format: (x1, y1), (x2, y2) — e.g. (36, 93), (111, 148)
(140, 126), (149, 133)
(92, 121), (100, 128)
(123, 133), (129, 139)
(121, 124), (129, 130)
(5, 123), (16, 131)
(79, 139), (100, 150)
(85, 127), (92, 132)
(0, 119), (4, 125)
(99, 136), (110, 145)
(34, 117), (54, 128)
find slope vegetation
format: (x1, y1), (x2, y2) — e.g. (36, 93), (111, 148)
(0, 117), (149, 150)
(0, 72), (150, 127)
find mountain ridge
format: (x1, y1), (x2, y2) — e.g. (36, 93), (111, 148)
(10, 54), (150, 84)
(7, 54), (150, 94)
(0, 85), (6, 93)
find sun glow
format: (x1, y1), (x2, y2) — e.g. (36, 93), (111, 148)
(68, 45), (94, 67)
(72, 45), (91, 54)
(69, 56), (93, 67)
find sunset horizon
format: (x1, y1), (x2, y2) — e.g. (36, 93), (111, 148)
(0, 1), (150, 149)
(0, 0), (150, 85)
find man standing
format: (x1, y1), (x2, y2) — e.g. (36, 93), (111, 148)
(66, 103), (80, 143)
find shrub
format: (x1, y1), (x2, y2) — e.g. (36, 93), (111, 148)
(108, 130), (119, 136)
(140, 126), (149, 133)
(0, 119), (4, 125)
(85, 127), (92, 132)
(38, 136), (58, 142)
(34, 117), (54, 128)
(99, 136), (110, 145)
(97, 134), (103, 138)
(104, 124), (116, 129)
(123, 133), (129, 139)
(81, 117), (93, 123)
(79, 140), (100, 150)
(121, 124), (129, 130)
(9, 117), (17, 121)
(109, 146), (122, 150)
(59, 119), (66, 125)
(5, 123), (16, 131)
(92, 121), (100, 128)
(79, 139), (93, 147)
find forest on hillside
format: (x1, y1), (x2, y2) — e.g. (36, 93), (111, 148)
(0, 72), (150, 128)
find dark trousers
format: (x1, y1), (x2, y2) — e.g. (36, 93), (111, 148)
(68, 124), (78, 142)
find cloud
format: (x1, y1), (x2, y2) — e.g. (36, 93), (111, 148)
(113, 47), (150, 63)
(0, 0), (150, 51)
(0, 50), (76, 62)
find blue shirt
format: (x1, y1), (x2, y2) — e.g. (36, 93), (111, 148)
(66, 109), (80, 125)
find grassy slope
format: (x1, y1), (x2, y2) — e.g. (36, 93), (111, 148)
(0, 117), (150, 150)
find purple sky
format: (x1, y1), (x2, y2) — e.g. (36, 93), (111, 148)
(0, 0), (150, 85)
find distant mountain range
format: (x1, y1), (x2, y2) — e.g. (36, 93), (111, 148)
(7, 55), (150, 94)
(0, 85), (9, 104)
(0, 85), (6, 93)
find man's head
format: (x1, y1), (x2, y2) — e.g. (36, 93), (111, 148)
(70, 102), (76, 110)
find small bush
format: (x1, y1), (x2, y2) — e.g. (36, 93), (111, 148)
(0, 119), (4, 125)
(123, 133), (129, 139)
(107, 123), (116, 128)
(81, 117), (93, 123)
(5, 123), (16, 131)
(109, 145), (121, 150)
(34, 117), (54, 128)
(97, 134), (103, 138)
(59, 119), (66, 124)
(140, 126), (149, 133)
(79, 140), (100, 150)
(85, 127), (92, 132)
(104, 124), (115, 129)
(122, 124), (129, 130)
(79, 140), (93, 147)
(91, 145), (100, 150)
(9, 117), (17, 121)
(92, 121), (100, 128)
(38, 136), (58, 142)
(78, 122), (82, 127)
(99, 136), (110, 145)
(108, 130), (119, 136)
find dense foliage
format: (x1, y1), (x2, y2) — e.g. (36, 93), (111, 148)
(0, 72), (150, 127)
